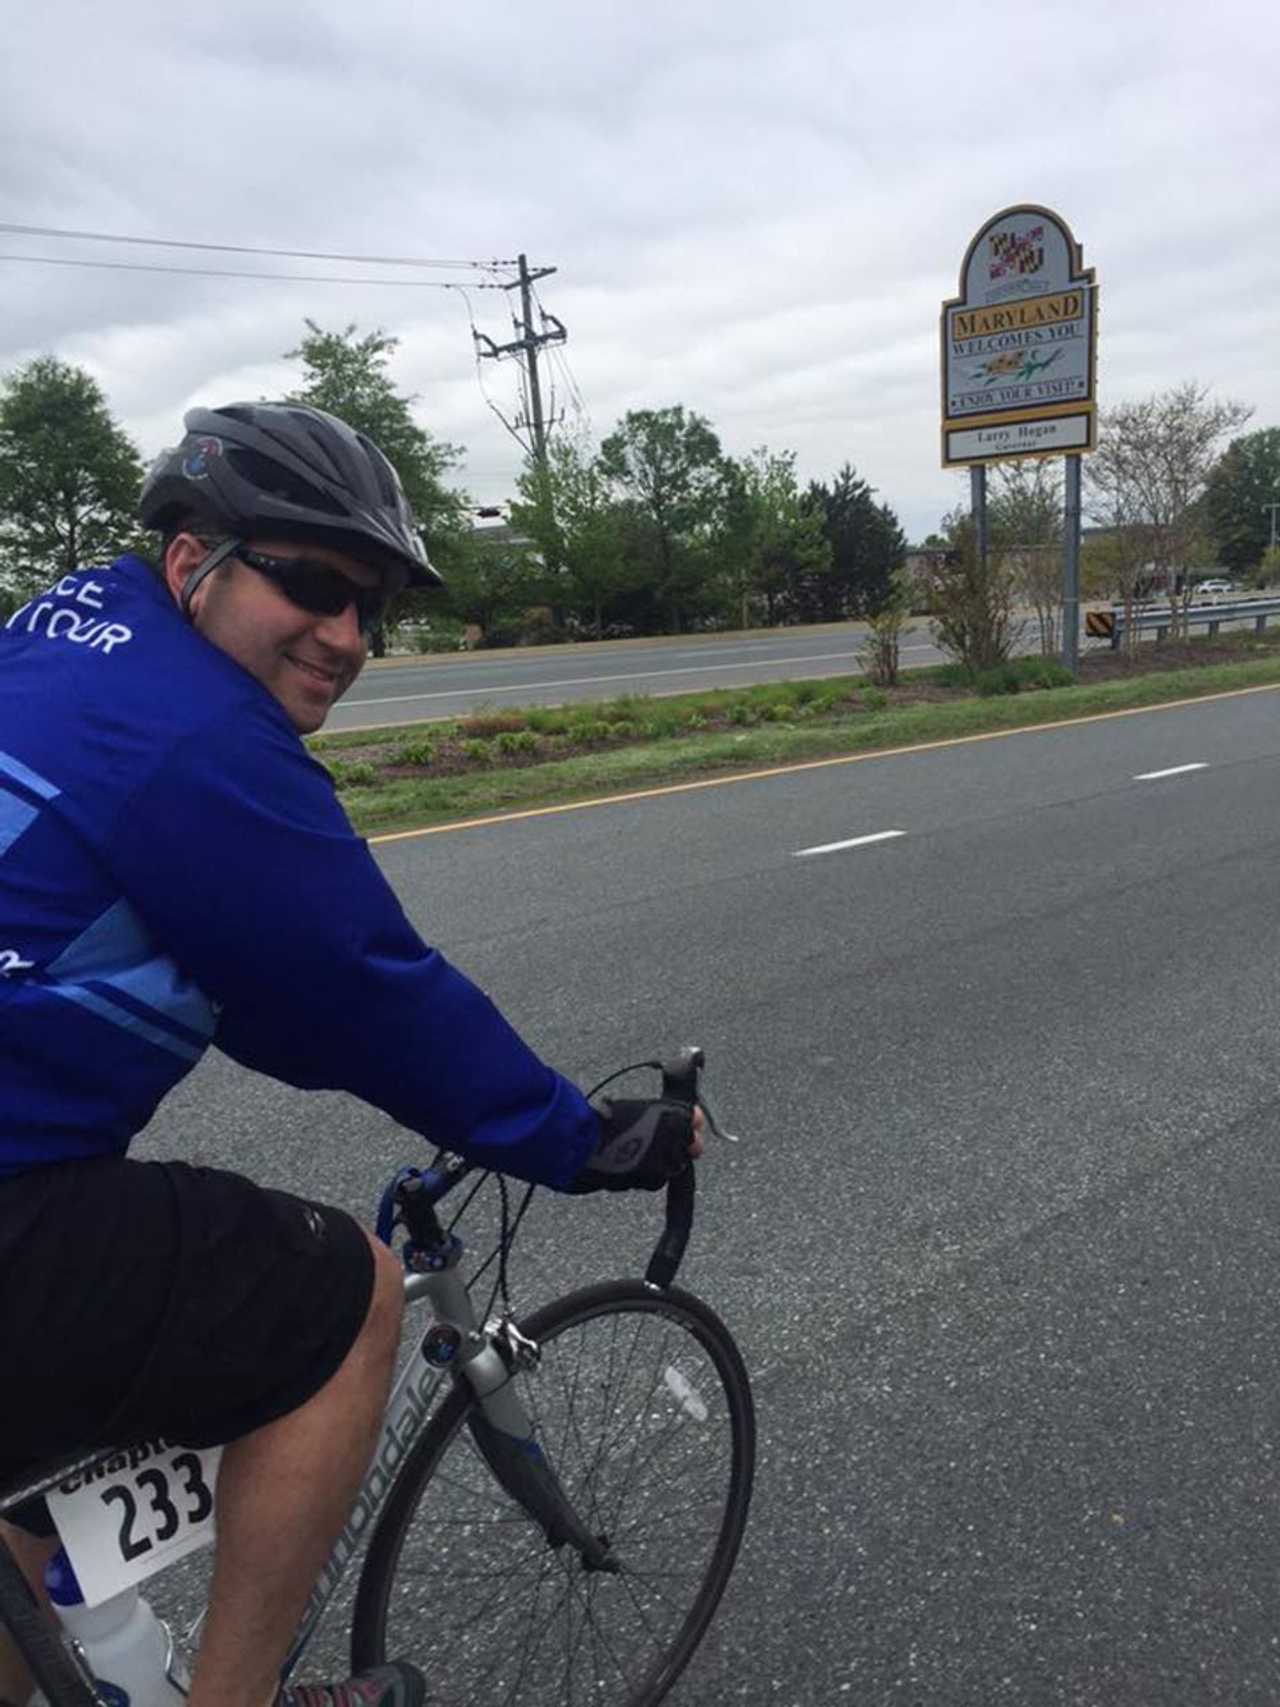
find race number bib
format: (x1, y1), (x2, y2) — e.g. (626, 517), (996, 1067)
(44, 1440), (221, 1605)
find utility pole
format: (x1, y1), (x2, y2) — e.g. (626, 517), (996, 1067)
(474, 253), (566, 471)
(1264, 500), (1280, 554)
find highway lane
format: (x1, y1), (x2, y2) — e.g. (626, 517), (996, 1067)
(333, 625), (914, 728)
(332, 608), (1266, 730)
(139, 685), (1280, 1702)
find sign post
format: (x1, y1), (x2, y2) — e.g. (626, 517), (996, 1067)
(1063, 453), (1082, 674)
(940, 205), (1097, 672)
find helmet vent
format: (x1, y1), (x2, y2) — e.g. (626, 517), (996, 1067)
(225, 448), (346, 516)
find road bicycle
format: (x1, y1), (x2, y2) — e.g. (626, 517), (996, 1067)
(0, 1047), (755, 1707)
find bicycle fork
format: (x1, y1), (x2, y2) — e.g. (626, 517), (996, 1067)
(400, 1187), (619, 1574)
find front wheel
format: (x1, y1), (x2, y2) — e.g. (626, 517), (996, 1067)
(352, 1280), (755, 1707)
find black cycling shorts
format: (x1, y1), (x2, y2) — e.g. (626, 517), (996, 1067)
(0, 1155), (375, 1522)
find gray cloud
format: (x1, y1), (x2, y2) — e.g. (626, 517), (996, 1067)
(3, 0), (1277, 539)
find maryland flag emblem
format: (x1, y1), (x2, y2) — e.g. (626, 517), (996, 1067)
(989, 226), (1045, 281)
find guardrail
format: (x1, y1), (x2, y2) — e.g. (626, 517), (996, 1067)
(1095, 596), (1280, 650)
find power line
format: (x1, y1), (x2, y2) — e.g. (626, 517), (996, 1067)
(534, 283), (589, 427)
(456, 283), (531, 454)
(474, 254), (566, 468)
(0, 221), (515, 272)
(0, 252), (507, 289)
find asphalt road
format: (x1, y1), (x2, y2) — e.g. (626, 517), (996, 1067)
(334, 626), (921, 728)
(332, 607), (1267, 730)
(138, 683), (1280, 1702)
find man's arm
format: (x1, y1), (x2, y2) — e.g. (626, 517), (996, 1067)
(104, 703), (599, 1189)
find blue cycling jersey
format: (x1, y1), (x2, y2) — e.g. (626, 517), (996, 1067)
(0, 556), (598, 1187)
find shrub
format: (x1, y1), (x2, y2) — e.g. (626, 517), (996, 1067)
(459, 709), (528, 738)
(405, 620), (465, 654)
(857, 572), (916, 686)
(525, 708), (572, 735)
(576, 720), (616, 744)
(393, 738), (437, 767)
(861, 688), (888, 712)
(328, 760), (379, 789)
(601, 695), (646, 723)
(974, 657), (1075, 696)
(495, 730), (540, 756)
(462, 739), (495, 766)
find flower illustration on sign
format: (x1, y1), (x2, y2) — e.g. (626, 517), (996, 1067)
(968, 348), (1063, 386)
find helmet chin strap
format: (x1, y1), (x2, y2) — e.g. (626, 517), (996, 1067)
(180, 538), (242, 623)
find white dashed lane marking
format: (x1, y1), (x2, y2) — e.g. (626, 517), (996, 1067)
(1133, 763), (1208, 781)
(793, 830), (906, 858)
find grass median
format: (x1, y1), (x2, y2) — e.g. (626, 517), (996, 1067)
(309, 634), (1280, 837)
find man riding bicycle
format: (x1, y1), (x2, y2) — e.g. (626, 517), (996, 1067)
(0, 402), (699, 1707)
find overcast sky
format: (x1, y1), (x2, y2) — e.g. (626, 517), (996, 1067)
(3, 0), (1277, 543)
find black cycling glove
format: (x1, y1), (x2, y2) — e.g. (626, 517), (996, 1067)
(569, 1096), (694, 1194)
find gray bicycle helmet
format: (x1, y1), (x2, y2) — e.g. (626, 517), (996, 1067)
(139, 401), (443, 587)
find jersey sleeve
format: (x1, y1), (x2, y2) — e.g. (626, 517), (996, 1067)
(102, 700), (598, 1189)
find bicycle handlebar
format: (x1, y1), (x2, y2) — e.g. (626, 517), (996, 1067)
(382, 1044), (715, 1290)
(644, 1045), (704, 1289)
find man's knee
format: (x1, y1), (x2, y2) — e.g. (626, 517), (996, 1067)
(358, 1232), (404, 1360)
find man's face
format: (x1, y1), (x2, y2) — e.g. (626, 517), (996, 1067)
(166, 535), (388, 735)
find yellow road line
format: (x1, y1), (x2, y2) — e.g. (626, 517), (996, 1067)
(368, 681), (1280, 845)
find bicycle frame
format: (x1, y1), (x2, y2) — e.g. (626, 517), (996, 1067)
(0, 1229), (606, 1700)
(281, 1268), (452, 1676)
(286, 1217), (617, 1680)
(0, 1049), (716, 1704)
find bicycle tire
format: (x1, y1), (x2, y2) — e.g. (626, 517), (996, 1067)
(351, 1279), (754, 1707)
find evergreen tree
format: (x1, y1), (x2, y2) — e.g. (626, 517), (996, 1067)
(1205, 427), (1280, 575)
(806, 464), (906, 619)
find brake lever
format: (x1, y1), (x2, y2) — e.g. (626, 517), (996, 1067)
(697, 1090), (739, 1144)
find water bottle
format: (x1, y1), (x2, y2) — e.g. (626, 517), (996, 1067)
(28, 1548), (189, 1706)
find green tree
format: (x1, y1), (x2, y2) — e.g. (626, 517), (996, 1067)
(598, 405), (726, 633)
(511, 435), (631, 637)
(726, 447), (830, 627)
(284, 320), (469, 652)
(806, 465), (907, 620)
(437, 530), (546, 645)
(0, 356), (143, 595)
(1204, 427), (1280, 575)
(285, 321), (465, 529)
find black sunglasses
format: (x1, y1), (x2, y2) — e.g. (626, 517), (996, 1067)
(235, 547), (392, 634)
